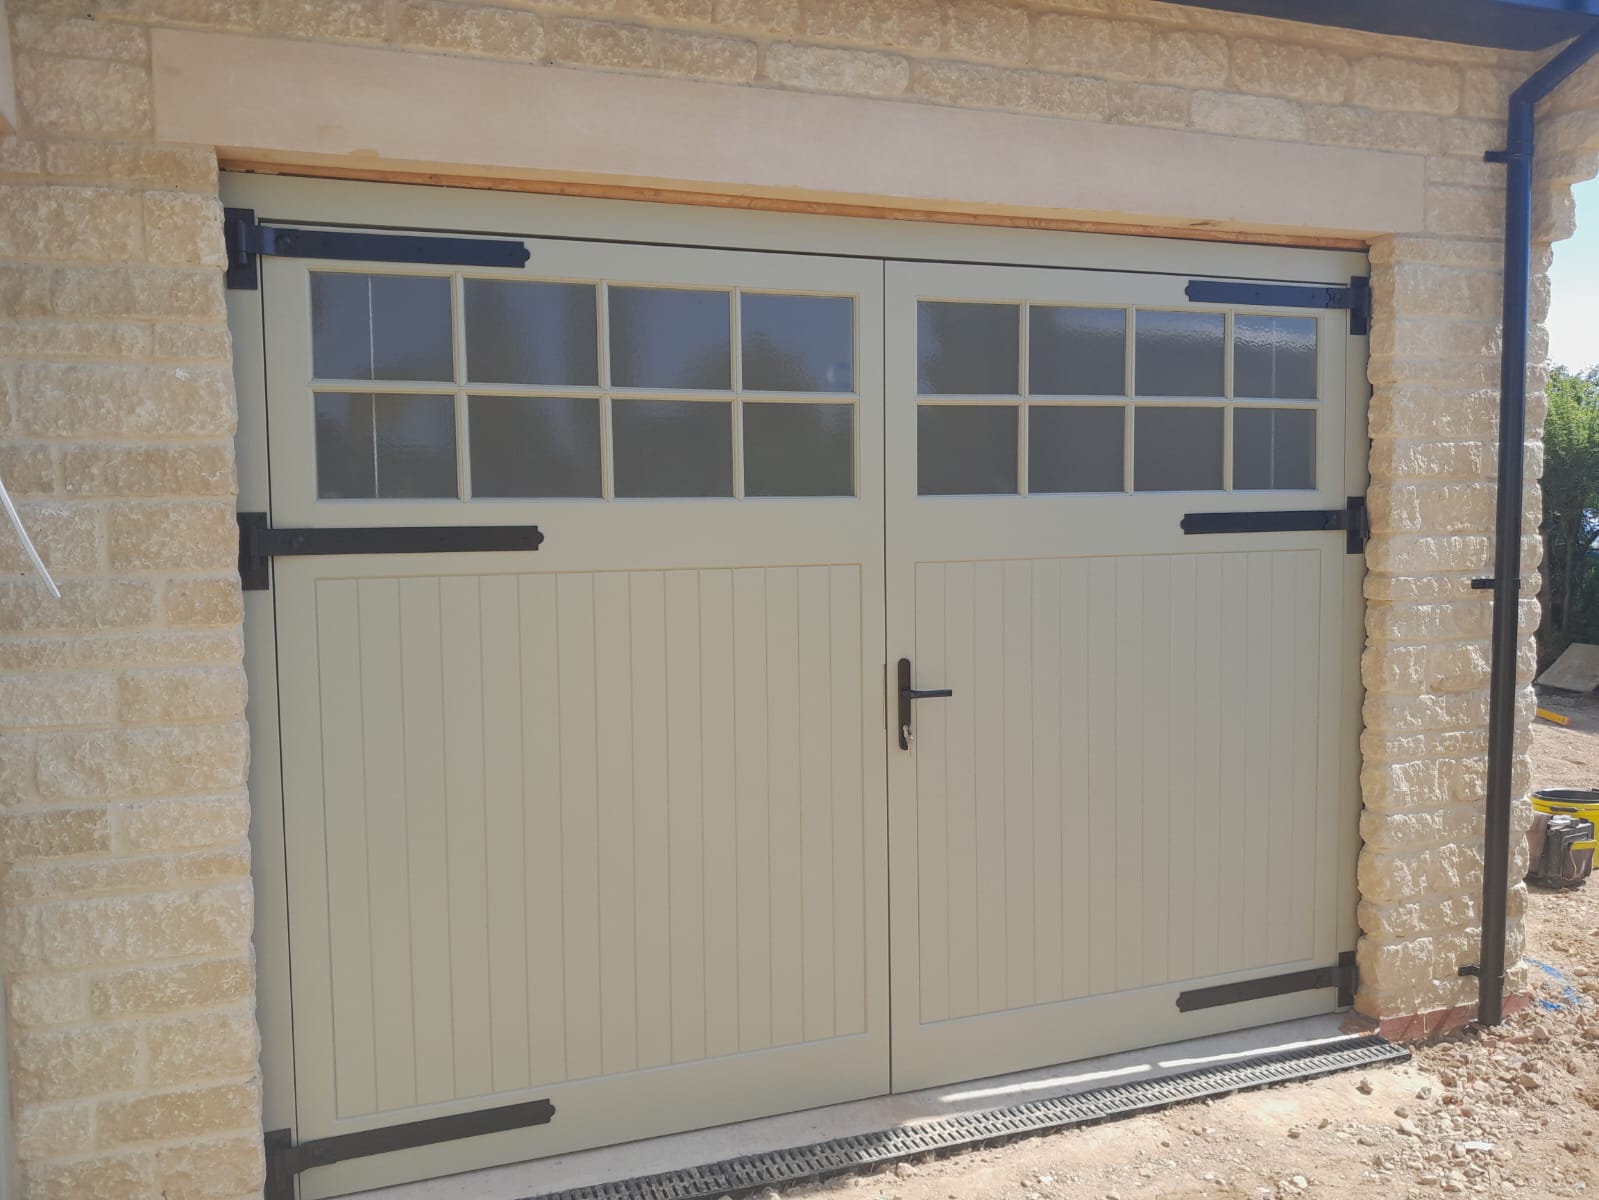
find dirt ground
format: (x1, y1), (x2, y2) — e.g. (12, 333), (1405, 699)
(777, 690), (1599, 1200)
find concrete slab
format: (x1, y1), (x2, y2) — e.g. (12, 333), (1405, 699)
(1538, 642), (1599, 692)
(363, 1014), (1358, 1200)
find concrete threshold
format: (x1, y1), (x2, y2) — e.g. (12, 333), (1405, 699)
(365, 1014), (1362, 1200)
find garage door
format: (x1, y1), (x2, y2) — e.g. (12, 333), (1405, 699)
(883, 262), (1363, 1091)
(257, 239), (889, 1196)
(237, 186), (1363, 1197)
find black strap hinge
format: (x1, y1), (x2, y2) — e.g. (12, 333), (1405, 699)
(1181, 496), (1368, 555)
(238, 512), (544, 590)
(265, 1097), (554, 1200)
(224, 208), (531, 290)
(1177, 951), (1357, 1013)
(1184, 275), (1371, 335)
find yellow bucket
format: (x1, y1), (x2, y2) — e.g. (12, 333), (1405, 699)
(1532, 789), (1599, 835)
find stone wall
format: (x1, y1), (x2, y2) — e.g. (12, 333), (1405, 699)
(0, 0), (1594, 1195)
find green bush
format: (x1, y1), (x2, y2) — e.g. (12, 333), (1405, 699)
(1539, 365), (1599, 665)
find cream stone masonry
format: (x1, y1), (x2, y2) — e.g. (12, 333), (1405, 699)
(0, 0), (1596, 1195)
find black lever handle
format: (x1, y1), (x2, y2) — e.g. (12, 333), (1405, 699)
(897, 657), (953, 750)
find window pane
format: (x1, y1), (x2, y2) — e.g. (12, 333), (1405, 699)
(1029, 406), (1125, 493)
(918, 405), (1018, 495)
(1133, 406), (1223, 492)
(1233, 407), (1317, 490)
(1030, 307), (1126, 396)
(468, 396), (601, 498)
(1134, 310), (1225, 398)
(743, 403), (853, 497)
(917, 302), (1020, 395)
(314, 392), (376, 499)
(464, 280), (598, 386)
(311, 273), (453, 382)
(609, 287), (731, 390)
(315, 392), (457, 499)
(612, 400), (733, 497)
(1234, 316), (1318, 400)
(741, 294), (854, 392)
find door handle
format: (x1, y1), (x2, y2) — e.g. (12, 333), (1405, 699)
(897, 657), (953, 751)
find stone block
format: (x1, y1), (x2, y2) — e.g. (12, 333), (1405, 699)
(71, 629), (243, 670)
(1424, 185), (1505, 241)
(45, 143), (218, 193)
(393, 0), (546, 59)
(1189, 91), (1305, 140)
(163, 577), (244, 628)
(913, 60), (1030, 109)
(1305, 104), (1440, 155)
(6, 880), (255, 970)
(803, 0), (940, 50)
(89, 957), (254, 1019)
(8, 974), (88, 1027)
(107, 501), (238, 571)
(0, 808), (112, 861)
(152, 323), (233, 361)
(174, 849), (251, 883)
(1230, 37), (1348, 102)
(946, 0), (1029, 64)
(143, 192), (227, 268)
(117, 667), (246, 725)
(11, 14), (149, 61)
(0, 669), (116, 729)
(2, 319), (151, 359)
(1032, 13), (1153, 79)
(12, 1025), (140, 1103)
(0, 579), (157, 635)
(0, 503), (101, 576)
(1151, 30), (1227, 88)
(145, 1011), (260, 1086)
(712, 0), (800, 34)
(49, 265), (226, 321)
(0, 135), (44, 178)
(35, 724), (249, 801)
(1023, 73), (1111, 121)
(0, 184), (143, 262)
(550, 19), (656, 70)
(765, 42), (908, 96)
(658, 31), (758, 83)
(61, 444), (236, 499)
(257, 0), (388, 41)
(1105, 81), (1190, 128)
(12, 1101), (94, 1160)
(1, 857), (173, 904)
(17, 363), (236, 438)
(116, 793), (250, 853)
(15, 56), (151, 137)
(22, 1151), (155, 1200)
(97, 1083), (258, 1148)
(1352, 56), (1460, 115)
(152, 1133), (265, 1200)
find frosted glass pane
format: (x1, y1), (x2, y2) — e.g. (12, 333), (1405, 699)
(464, 280), (598, 386)
(1233, 407), (1316, 490)
(1133, 406), (1223, 492)
(743, 403), (853, 497)
(311, 273), (453, 382)
(468, 396), (601, 498)
(918, 405), (1018, 495)
(1029, 405), (1126, 493)
(1134, 310), (1225, 397)
(609, 287), (731, 390)
(917, 302), (1020, 395)
(1030, 307), (1127, 396)
(612, 400), (733, 497)
(1234, 316), (1318, 400)
(315, 392), (457, 499)
(741, 294), (854, 392)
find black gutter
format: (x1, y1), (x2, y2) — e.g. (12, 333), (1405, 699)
(1479, 24), (1599, 1026)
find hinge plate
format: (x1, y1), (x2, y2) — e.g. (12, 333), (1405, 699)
(224, 208), (531, 290)
(1184, 275), (1371, 335)
(1181, 496), (1368, 555)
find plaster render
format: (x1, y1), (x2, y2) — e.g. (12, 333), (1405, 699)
(0, 0), (1596, 1196)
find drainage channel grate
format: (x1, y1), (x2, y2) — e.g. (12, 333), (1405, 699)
(532, 1036), (1408, 1200)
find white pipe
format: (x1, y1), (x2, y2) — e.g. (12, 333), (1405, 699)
(0, 475), (60, 599)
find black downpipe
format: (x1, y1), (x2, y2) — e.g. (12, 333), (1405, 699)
(1480, 24), (1599, 1026)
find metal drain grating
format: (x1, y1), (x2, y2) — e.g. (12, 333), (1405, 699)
(531, 1036), (1408, 1200)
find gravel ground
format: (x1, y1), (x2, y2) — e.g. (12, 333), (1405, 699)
(771, 691), (1599, 1200)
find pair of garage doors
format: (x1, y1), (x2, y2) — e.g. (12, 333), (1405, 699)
(234, 179), (1365, 1198)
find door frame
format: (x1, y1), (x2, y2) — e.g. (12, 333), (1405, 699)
(227, 169), (1368, 1168)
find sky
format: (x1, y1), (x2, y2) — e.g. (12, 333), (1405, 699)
(1549, 176), (1599, 373)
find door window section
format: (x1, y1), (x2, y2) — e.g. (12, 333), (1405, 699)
(306, 269), (860, 502)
